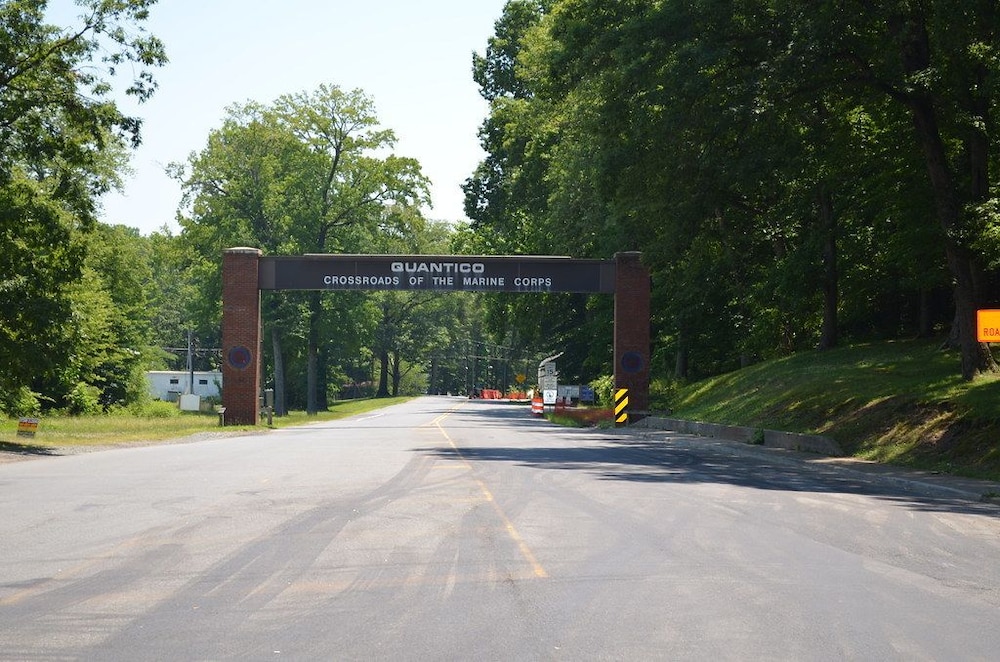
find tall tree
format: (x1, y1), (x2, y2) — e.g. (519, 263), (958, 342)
(863, 2), (999, 378)
(62, 224), (154, 409)
(0, 0), (165, 412)
(468, 0), (997, 383)
(176, 85), (429, 414)
(271, 85), (429, 413)
(175, 103), (313, 413)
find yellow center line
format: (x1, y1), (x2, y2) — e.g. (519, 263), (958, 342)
(423, 401), (466, 428)
(432, 414), (548, 580)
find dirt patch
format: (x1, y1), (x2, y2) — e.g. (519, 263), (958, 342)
(554, 408), (614, 426)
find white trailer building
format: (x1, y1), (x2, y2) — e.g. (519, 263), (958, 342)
(146, 371), (222, 402)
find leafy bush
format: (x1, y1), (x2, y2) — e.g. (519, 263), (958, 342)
(590, 375), (614, 407)
(133, 400), (181, 418)
(66, 382), (103, 415)
(108, 399), (180, 418)
(649, 378), (680, 411)
(0, 386), (42, 418)
(589, 374), (678, 412)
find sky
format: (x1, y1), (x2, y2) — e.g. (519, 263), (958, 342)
(62, 0), (509, 235)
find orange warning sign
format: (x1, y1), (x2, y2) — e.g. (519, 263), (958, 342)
(977, 309), (1000, 342)
(17, 417), (39, 437)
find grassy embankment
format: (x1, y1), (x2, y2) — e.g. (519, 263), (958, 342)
(0, 397), (413, 455)
(670, 339), (1000, 481)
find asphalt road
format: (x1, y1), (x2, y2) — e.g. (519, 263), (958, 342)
(1, 396), (999, 661)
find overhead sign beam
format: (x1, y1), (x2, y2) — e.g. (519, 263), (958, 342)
(258, 255), (616, 294)
(221, 249), (648, 425)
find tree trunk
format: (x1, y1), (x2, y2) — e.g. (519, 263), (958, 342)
(674, 334), (689, 380)
(818, 185), (838, 350)
(909, 102), (994, 378)
(376, 348), (390, 397)
(918, 288), (933, 339)
(307, 291), (321, 414)
(270, 326), (287, 416)
(318, 345), (329, 411)
(896, 15), (995, 379)
(391, 350), (401, 396)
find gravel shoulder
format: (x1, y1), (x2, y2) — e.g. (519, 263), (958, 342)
(0, 429), (262, 464)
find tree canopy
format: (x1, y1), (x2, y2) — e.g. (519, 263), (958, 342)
(174, 85), (433, 413)
(465, 0), (1000, 382)
(0, 0), (166, 414)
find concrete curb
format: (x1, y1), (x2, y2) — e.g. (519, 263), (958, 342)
(634, 416), (843, 456)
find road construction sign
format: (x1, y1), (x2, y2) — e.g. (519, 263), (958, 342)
(977, 309), (1000, 342)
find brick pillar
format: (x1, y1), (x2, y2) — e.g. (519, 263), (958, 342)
(222, 248), (262, 425)
(614, 252), (650, 416)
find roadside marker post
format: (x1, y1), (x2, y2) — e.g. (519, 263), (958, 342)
(614, 389), (629, 427)
(531, 397), (544, 416)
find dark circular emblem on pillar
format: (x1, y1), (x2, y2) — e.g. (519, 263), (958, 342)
(620, 351), (644, 374)
(227, 346), (253, 370)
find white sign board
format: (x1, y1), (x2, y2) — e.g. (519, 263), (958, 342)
(543, 389), (557, 405)
(179, 393), (201, 412)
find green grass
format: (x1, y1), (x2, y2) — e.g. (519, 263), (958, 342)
(0, 397), (414, 454)
(671, 339), (1000, 480)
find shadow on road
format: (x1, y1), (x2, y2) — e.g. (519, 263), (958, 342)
(0, 441), (61, 457)
(421, 436), (1000, 518)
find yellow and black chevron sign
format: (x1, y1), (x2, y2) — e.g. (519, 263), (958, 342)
(614, 388), (629, 426)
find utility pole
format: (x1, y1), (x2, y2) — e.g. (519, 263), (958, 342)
(187, 329), (194, 395)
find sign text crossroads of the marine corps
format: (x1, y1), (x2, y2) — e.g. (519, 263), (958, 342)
(258, 255), (617, 294)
